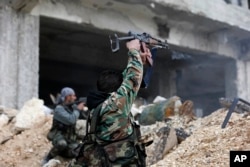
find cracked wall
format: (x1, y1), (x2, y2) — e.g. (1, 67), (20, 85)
(0, 0), (250, 110)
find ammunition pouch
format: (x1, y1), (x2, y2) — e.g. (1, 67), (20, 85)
(74, 103), (150, 166)
(76, 135), (143, 167)
(47, 124), (66, 141)
(103, 140), (137, 164)
(57, 123), (66, 131)
(47, 129), (58, 141)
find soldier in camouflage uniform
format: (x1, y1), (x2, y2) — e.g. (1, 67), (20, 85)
(69, 39), (150, 167)
(43, 87), (85, 164)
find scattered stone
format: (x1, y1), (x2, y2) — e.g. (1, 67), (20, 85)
(15, 98), (47, 131)
(0, 114), (9, 128)
(75, 119), (86, 139)
(42, 159), (61, 167)
(0, 98), (249, 167)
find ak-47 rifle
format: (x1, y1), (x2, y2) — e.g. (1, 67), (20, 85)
(109, 31), (169, 66)
(109, 31), (169, 88)
(74, 97), (87, 105)
(50, 93), (86, 105)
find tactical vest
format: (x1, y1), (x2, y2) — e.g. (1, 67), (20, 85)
(47, 105), (77, 142)
(74, 103), (148, 167)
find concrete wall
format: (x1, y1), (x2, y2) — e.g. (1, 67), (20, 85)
(236, 60), (250, 100)
(225, 0), (249, 9)
(0, 7), (39, 109)
(1, 0), (250, 109)
(225, 60), (238, 98)
(30, 0), (250, 58)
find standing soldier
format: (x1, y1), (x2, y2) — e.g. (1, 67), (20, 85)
(70, 39), (152, 167)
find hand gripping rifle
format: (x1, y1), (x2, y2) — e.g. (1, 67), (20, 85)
(109, 31), (169, 88)
(74, 97), (87, 105)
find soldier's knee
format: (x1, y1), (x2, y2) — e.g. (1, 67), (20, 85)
(56, 139), (67, 149)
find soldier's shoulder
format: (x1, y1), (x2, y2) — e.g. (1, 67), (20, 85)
(54, 104), (64, 111)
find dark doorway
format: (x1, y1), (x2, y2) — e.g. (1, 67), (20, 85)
(39, 17), (128, 106)
(173, 51), (235, 117)
(39, 17), (236, 117)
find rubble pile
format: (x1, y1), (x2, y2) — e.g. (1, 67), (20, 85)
(151, 109), (250, 167)
(0, 98), (249, 167)
(0, 98), (56, 167)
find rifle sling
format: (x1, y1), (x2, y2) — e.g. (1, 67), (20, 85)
(87, 103), (103, 134)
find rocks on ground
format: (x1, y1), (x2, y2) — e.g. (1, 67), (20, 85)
(0, 97), (249, 167)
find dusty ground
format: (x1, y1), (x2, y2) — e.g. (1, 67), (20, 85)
(0, 115), (53, 167)
(0, 105), (249, 167)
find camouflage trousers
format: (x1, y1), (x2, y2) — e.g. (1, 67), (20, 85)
(68, 140), (146, 167)
(49, 134), (79, 158)
(68, 159), (138, 167)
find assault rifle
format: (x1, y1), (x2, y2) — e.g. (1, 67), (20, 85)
(74, 97), (87, 105)
(50, 93), (86, 105)
(109, 31), (169, 88)
(109, 31), (169, 66)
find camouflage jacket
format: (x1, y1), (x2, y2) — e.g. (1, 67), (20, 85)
(96, 49), (143, 142)
(84, 49), (144, 166)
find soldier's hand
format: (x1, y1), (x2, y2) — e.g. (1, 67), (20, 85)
(77, 102), (84, 111)
(126, 39), (151, 65)
(140, 44), (152, 65)
(126, 39), (140, 52)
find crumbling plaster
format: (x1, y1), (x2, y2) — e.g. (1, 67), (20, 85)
(1, 0), (250, 108)
(30, 0), (250, 60)
(31, 0), (250, 101)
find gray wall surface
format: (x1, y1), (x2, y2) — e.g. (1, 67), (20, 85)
(0, 0), (250, 114)
(0, 7), (39, 109)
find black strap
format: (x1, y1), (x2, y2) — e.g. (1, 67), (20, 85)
(140, 47), (157, 88)
(86, 103), (103, 135)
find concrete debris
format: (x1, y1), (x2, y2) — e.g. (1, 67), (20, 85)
(143, 123), (178, 166)
(14, 98), (47, 131)
(0, 114), (9, 128)
(0, 105), (18, 119)
(75, 119), (86, 139)
(42, 159), (61, 167)
(139, 95), (195, 165)
(0, 97), (249, 167)
(151, 109), (250, 167)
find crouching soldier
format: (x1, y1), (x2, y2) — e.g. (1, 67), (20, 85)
(43, 87), (85, 164)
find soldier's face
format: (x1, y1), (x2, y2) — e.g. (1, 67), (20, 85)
(65, 94), (77, 104)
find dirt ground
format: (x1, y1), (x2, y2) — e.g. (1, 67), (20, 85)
(0, 105), (249, 167)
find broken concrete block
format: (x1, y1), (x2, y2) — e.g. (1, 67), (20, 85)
(75, 119), (86, 139)
(42, 159), (61, 167)
(15, 98), (47, 131)
(2, 108), (19, 120)
(0, 114), (9, 128)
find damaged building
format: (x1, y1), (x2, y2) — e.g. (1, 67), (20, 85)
(0, 0), (250, 117)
